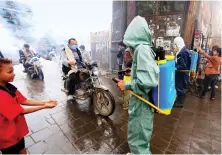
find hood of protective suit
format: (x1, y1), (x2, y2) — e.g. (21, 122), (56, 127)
(123, 16), (152, 48)
(174, 37), (185, 52)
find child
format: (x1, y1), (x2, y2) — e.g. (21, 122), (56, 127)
(114, 60), (132, 110)
(196, 47), (210, 88)
(123, 47), (133, 69)
(117, 47), (133, 110)
(122, 60), (132, 110)
(0, 58), (58, 154)
(197, 48), (221, 100)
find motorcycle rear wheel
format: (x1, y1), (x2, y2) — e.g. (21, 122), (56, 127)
(93, 88), (115, 117)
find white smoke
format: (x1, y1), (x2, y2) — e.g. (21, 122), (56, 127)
(0, 0), (112, 60)
(17, 0), (112, 50)
(0, 17), (26, 63)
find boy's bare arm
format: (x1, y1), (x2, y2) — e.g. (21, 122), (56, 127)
(21, 100), (45, 106)
(198, 48), (211, 59)
(21, 106), (45, 114)
(21, 102), (57, 115)
(21, 100), (57, 106)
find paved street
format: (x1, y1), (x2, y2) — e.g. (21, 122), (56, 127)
(9, 59), (221, 154)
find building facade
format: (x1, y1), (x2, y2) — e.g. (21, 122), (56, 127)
(111, 1), (222, 70)
(90, 30), (111, 71)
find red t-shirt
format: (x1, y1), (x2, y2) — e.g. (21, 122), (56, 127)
(0, 83), (28, 149)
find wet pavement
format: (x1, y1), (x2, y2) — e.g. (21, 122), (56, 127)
(8, 59), (221, 154)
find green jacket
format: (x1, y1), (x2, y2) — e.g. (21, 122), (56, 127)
(123, 16), (159, 96)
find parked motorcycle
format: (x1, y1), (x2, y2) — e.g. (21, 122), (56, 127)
(20, 56), (44, 80)
(62, 61), (115, 117)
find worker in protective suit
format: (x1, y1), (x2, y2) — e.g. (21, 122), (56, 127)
(117, 16), (159, 154)
(173, 37), (191, 107)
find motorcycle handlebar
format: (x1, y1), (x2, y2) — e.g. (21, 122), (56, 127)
(118, 68), (131, 74)
(79, 61), (86, 68)
(112, 78), (120, 83)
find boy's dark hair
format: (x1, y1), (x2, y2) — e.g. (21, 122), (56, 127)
(0, 58), (12, 71)
(68, 38), (76, 44)
(118, 41), (126, 48)
(212, 45), (219, 51)
(217, 48), (221, 57)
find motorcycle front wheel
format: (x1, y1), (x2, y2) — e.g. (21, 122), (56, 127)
(93, 88), (115, 117)
(38, 68), (44, 80)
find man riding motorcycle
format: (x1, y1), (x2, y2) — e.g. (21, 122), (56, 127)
(19, 44), (36, 72)
(61, 38), (83, 101)
(79, 45), (92, 63)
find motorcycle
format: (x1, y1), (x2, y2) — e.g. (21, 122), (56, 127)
(38, 47), (56, 61)
(20, 55), (44, 80)
(62, 61), (115, 117)
(48, 47), (57, 60)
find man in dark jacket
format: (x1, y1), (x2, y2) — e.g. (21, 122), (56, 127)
(173, 37), (191, 107)
(117, 41), (126, 79)
(19, 44), (36, 72)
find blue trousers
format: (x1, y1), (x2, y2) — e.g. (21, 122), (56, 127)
(175, 72), (187, 97)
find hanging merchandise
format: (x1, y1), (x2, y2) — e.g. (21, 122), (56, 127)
(166, 26), (180, 37)
(193, 38), (199, 49)
(189, 50), (198, 71)
(166, 17), (180, 37)
(163, 40), (171, 51)
(156, 37), (164, 48)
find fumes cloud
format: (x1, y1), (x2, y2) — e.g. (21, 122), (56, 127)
(0, 0), (112, 56)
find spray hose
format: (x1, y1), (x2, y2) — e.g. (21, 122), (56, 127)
(112, 77), (168, 115)
(128, 90), (168, 115)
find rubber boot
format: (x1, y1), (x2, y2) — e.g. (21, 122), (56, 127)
(173, 96), (184, 108)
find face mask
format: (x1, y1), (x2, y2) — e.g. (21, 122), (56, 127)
(70, 45), (77, 50)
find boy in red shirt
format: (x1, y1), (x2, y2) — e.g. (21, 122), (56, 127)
(0, 58), (58, 154)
